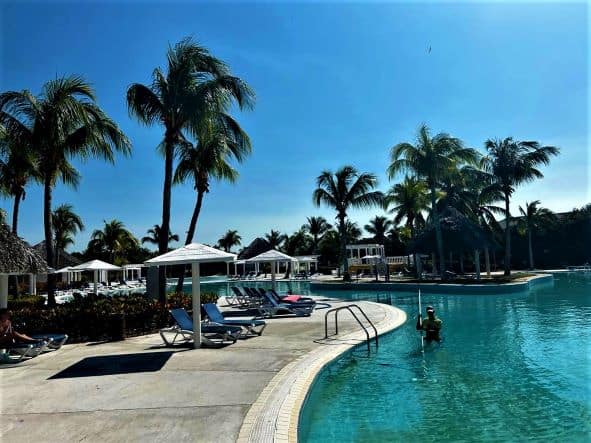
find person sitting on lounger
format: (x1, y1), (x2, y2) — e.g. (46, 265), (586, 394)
(0, 308), (43, 346)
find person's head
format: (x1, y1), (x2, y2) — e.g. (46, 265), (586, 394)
(426, 306), (435, 319)
(0, 308), (11, 322)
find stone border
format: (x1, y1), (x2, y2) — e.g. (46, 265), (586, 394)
(310, 273), (554, 294)
(237, 303), (406, 443)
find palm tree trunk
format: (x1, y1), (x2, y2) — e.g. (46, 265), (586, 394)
(175, 190), (205, 292)
(11, 190), (22, 235)
(528, 229), (534, 270)
(474, 249), (481, 280)
(43, 178), (56, 307)
(429, 185), (446, 277)
(460, 252), (465, 274)
(504, 194), (511, 276)
(339, 216), (350, 281)
(484, 247), (491, 277)
(158, 136), (175, 303)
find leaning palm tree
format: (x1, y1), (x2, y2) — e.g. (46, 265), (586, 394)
(303, 216), (332, 253)
(384, 176), (428, 239)
(52, 204), (84, 268)
(388, 124), (477, 277)
(174, 117), (250, 245)
(482, 137), (559, 275)
(90, 219), (138, 264)
(265, 230), (287, 250)
(217, 229), (241, 252)
(0, 126), (38, 234)
(364, 216), (393, 244)
(141, 224), (179, 249)
(313, 166), (384, 280)
(518, 201), (556, 270)
(0, 76), (131, 305)
(127, 37), (254, 301)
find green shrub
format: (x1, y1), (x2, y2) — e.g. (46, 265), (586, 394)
(8, 295), (46, 310)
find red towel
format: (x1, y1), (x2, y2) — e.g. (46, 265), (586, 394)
(282, 295), (302, 302)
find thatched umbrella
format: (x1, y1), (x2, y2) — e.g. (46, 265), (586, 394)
(237, 237), (271, 260)
(0, 224), (47, 308)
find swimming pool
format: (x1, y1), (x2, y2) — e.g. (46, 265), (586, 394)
(299, 273), (591, 442)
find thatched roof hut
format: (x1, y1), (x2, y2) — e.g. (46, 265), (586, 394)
(409, 208), (498, 254)
(33, 240), (82, 268)
(238, 237), (271, 260)
(0, 224), (47, 274)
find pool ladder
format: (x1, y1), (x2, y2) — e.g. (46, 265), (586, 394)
(324, 304), (378, 354)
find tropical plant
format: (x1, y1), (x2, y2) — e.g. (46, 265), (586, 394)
(52, 204), (84, 268)
(364, 216), (393, 244)
(343, 220), (362, 243)
(0, 207), (6, 225)
(388, 124), (477, 277)
(518, 201), (556, 269)
(264, 229), (287, 249)
(141, 224), (179, 249)
(0, 76), (130, 305)
(303, 216), (332, 253)
(482, 137), (559, 275)
(0, 127), (38, 234)
(127, 37), (254, 301)
(313, 166), (383, 280)
(174, 117), (250, 245)
(384, 176), (428, 238)
(89, 219), (139, 264)
(217, 229), (241, 252)
(284, 228), (312, 257)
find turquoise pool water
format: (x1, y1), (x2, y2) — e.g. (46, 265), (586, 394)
(299, 273), (591, 442)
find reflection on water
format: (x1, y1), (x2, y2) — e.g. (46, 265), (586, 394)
(299, 273), (591, 442)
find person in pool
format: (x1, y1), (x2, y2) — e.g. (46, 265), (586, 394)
(416, 306), (443, 341)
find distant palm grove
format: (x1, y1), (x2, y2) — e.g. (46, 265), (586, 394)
(1, 37), (589, 299)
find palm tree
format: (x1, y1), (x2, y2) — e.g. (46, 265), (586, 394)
(127, 37), (254, 301)
(0, 76), (130, 305)
(388, 124), (477, 277)
(343, 220), (362, 243)
(303, 216), (332, 253)
(265, 230), (287, 249)
(52, 204), (84, 268)
(217, 229), (241, 252)
(0, 207), (6, 225)
(313, 166), (383, 280)
(0, 127), (38, 234)
(141, 224), (179, 249)
(364, 216), (393, 244)
(518, 201), (556, 270)
(174, 117), (250, 245)
(482, 137), (559, 275)
(384, 176), (428, 238)
(90, 219), (138, 264)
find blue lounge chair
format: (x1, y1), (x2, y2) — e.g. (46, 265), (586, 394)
(260, 292), (313, 317)
(202, 303), (266, 336)
(268, 289), (316, 307)
(159, 308), (242, 347)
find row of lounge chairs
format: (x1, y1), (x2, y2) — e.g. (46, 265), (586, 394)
(160, 287), (317, 348)
(1, 334), (68, 363)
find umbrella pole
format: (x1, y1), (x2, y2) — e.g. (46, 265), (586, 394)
(271, 260), (276, 291)
(192, 262), (201, 349)
(93, 270), (98, 294)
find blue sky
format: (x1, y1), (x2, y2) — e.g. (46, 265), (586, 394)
(1, 1), (588, 251)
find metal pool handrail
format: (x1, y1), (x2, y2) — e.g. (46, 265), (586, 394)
(324, 304), (378, 354)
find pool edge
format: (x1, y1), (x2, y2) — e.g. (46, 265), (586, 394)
(236, 302), (406, 443)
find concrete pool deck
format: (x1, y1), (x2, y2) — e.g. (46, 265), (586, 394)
(0, 297), (405, 443)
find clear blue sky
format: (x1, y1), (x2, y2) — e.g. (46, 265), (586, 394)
(1, 1), (588, 251)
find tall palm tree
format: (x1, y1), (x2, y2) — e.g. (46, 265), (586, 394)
(0, 76), (130, 305)
(482, 137), (559, 275)
(52, 204), (84, 268)
(364, 216), (393, 244)
(384, 176), (428, 238)
(518, 201), (556, 270)
(90, 219), (138, 264)
(174, 118), (250, 245)
(0, 127), (38, 234)
(303, 216), (332, 253)
(127, 37), (254, 301)
(217, 229), (241, 252)
(265, 229), (287, 249)
(313, 166), (383, 280)
(388, 124), (477, 277)
(141, 224), (179, 249)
